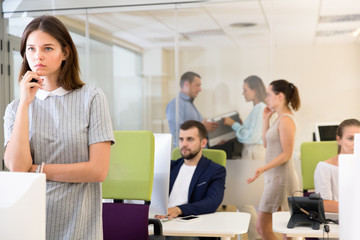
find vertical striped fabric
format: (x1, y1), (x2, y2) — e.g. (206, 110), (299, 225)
(4, 85), (115, 240)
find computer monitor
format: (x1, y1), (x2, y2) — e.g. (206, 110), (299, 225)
(0, 172), (46, 240)
(314, 122), (339, 141)
(148, 133), (172, 217)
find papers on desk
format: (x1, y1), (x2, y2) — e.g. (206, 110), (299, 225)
(207, 111), (240, 147)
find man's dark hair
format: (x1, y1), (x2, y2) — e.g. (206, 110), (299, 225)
(180, 120), (207, 140)
(180, 71), (201, 88)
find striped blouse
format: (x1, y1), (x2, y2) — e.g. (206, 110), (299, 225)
(4, 85), (115, 240)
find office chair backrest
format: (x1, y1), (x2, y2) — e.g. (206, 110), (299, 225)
(171, 147), (226, 167)
(300, 141), (337, 191)
(102, 131), (165, 240)
(102, 130), (155, 201)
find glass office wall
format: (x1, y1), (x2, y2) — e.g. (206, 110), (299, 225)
(1, 0), (271, 156)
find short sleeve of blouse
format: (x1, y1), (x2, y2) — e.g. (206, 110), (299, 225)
(88, 87), (115, 146)
(3, 100), (18, 147)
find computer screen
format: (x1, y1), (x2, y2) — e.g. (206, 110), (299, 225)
(314, 122), (339, 141)
(0, 172), (46, 240)
(148, 133), (172, 217)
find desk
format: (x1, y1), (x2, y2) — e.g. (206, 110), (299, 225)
(273, 211), (339, 238)
(155, 212), (250, 240)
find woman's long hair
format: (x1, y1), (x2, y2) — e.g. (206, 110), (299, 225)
(19, 15), (84, 90)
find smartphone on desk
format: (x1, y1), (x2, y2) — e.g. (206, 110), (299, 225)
(176, 215), (200, 223)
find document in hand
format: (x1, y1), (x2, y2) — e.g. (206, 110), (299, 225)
(207, 111), (240, 147)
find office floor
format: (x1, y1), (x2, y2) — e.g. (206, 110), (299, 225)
(240, 233), (284, 240)
(217, 205), (284, 240)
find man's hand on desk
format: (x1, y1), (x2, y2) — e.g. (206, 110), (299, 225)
(155, 207), (183, 220)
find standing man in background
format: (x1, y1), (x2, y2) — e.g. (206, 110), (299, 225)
(166, 71), (218, 148)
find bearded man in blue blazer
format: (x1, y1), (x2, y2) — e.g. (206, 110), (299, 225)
(160, 120), (226, 220)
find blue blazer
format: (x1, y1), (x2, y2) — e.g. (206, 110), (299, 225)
(169, 155), (226, 216)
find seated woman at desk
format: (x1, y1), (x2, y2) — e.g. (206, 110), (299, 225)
(223, 75), (267, 160)
(314, 118), (360, 213)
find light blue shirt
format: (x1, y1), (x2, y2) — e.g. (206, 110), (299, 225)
(231, 102), (266, 144)
(166, 92), (203, 147)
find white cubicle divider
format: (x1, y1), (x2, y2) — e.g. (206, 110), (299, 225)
(339, 133), (360, 240)
(222, 159), (265, 207)
(0, 172), (46, 240)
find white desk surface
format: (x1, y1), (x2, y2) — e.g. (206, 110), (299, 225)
(273, 211), (339, 238)
(153, 212), (250, 240)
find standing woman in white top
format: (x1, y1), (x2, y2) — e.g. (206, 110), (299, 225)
(247, 79), (300, 240)
(4, 15), (114, 240)
(314, 119), (360, 213)
(223, 75), (267, 160)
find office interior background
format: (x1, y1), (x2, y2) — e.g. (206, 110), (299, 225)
(1, 0), (360, 172)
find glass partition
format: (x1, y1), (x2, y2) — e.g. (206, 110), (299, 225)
(2, 0), (271, 153)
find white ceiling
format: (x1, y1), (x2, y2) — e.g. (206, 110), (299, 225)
(4, 0), (360, 49)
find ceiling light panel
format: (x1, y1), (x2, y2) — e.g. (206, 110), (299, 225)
(320, 14), (360, 23)
(204, 1), (266, 27)
(151, 8), (219, 33)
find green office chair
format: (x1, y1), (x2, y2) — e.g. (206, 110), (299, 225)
(171, 147), (227, 167)
(102, 131), (164, 240)
(300, 141), (338, 193)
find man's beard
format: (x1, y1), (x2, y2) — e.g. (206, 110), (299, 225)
(180, 146), (201, 160)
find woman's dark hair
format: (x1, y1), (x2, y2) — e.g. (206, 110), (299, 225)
(180, 120), (207, 140)
(19, 15), (84, 90)
(270, 79), (300, 111)
(336, 118), (360, 153)
(244, 75), (266, 103)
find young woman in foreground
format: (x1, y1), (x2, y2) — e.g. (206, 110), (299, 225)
(4, 15), (114, 240)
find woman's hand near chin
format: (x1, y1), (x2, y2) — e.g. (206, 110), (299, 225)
(19, 71), (42, 106)
(263, 107), (274, 120)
